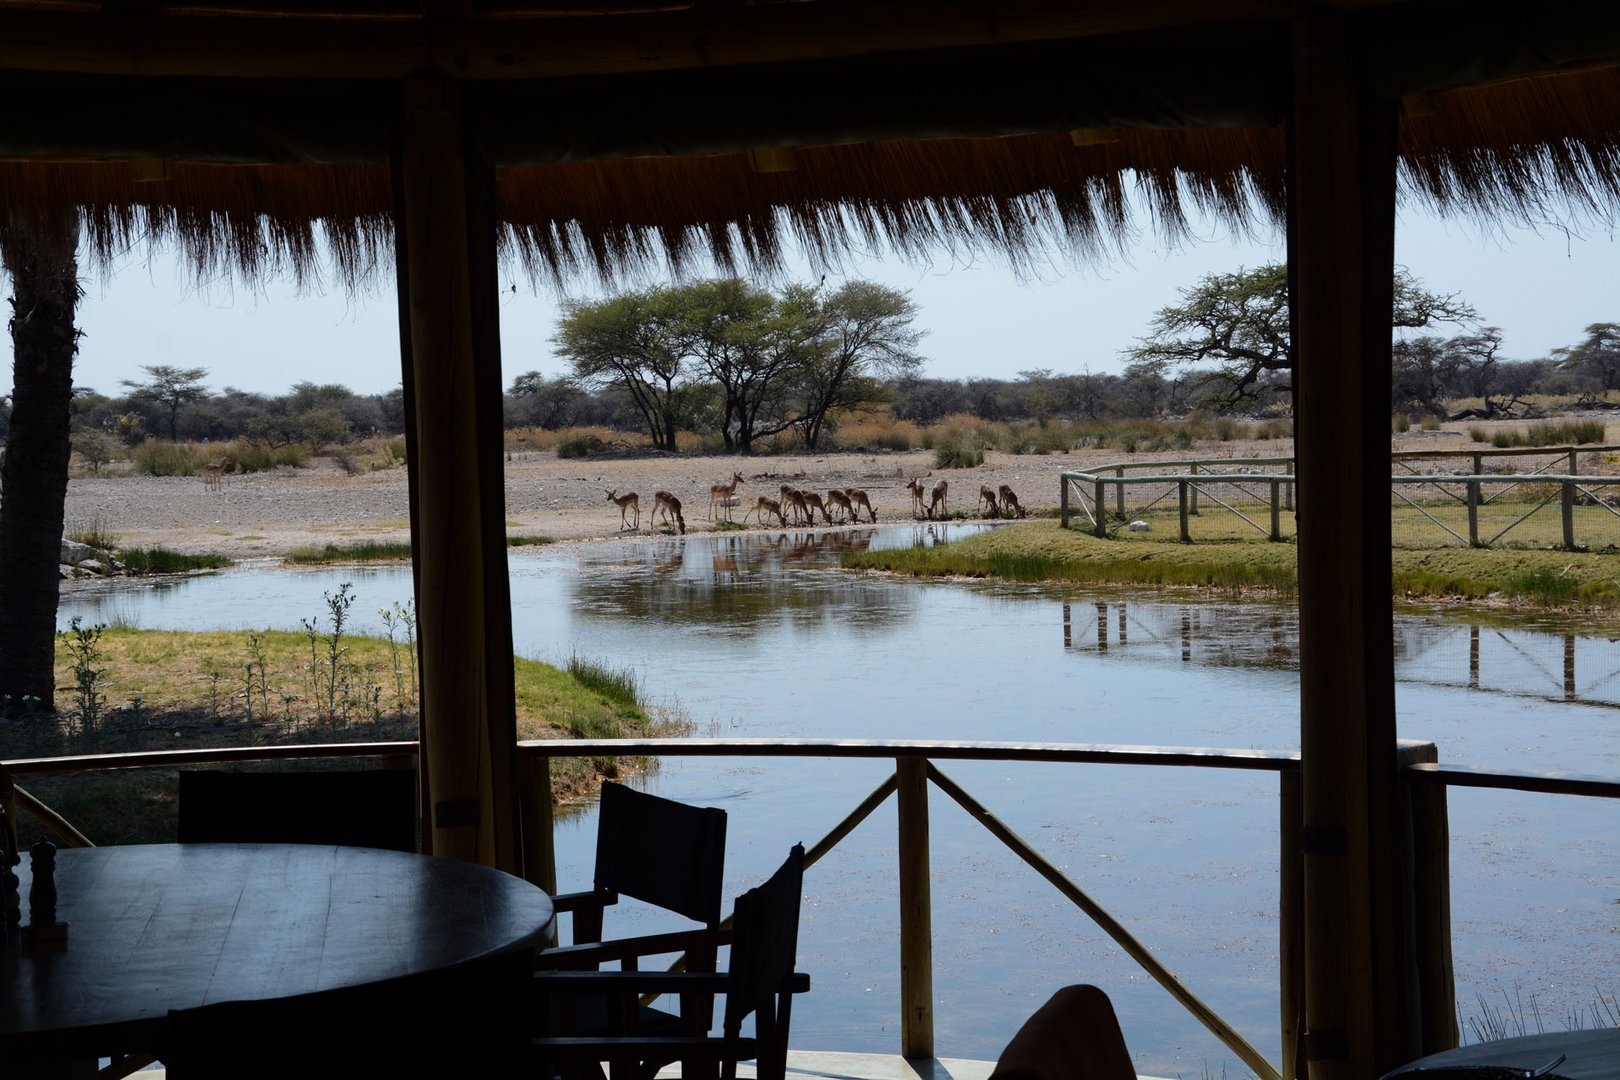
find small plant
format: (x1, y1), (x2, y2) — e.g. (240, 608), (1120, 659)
(934, 436), (986, 469)
(567, 654), (640, 710)
(59, 616), (109, 739)
(1392, 413), (1412, 433)
(301, 583), (356, 724)
(379, 600), (419, 715)
(121, 548), (232, 575)
(69, 514), (119, 551)
(507, 535), (557, 548)
(557, 433), (607, 458)
(1419, 414), (1442, 431)
(73, 430), (120, 473)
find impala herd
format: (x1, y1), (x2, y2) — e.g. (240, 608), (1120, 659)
(606, 472), (1026, 533)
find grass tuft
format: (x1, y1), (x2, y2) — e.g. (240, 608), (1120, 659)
(285, 541), (413, 565)
(120, 548), (233, 575)
(507, 535), (557, 548)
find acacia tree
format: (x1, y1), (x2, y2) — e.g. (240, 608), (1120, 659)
(1126, 264), (1476, 413)
(0, 207), (82, 710)
(1553, 322), (1620, 398)
(554, 289), (691, 451)
(795, 281), (925, 449)
(121, 363), (208, 440)
(674, 279), (805, 453)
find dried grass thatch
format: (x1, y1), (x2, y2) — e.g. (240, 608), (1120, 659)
(1, 66), (1615, 292)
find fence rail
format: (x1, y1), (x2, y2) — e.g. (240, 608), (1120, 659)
(6, 737), (1617, 1078)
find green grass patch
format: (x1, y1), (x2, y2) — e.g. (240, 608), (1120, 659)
(120, 548), (233, 575)
(841, 519), (1620, 610)
(285, 541), (414, 564)
(507, 534), (557, 548)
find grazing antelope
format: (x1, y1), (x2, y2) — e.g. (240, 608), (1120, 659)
(978, 484), (1000, 518)
(998, 484), (1026, 518)
(202, 457), (230, 491)
(844, 487), (875, 523)
(926, 478), (949, 519)
(801, 490), (828, 524)
(652, 490), (686, 534)
(825, 489), (854, 523)
(780, 486), (810, 526)
(605, 489), (640, 531)
(710, 471), (744, 521)
(905, 477), (927, 519)
(745, 496), (786, 527)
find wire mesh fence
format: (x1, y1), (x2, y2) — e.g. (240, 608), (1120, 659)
(1061, 445), (1620, 550)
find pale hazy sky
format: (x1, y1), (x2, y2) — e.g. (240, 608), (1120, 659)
(4, 203), (1615, 401)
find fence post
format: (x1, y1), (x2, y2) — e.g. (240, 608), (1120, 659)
(1568, 448), (1578, 476)
(1466, 480), (1480, 547)
(1400, 742), (1457, 1056)
(1280, 766), (1304, 1080)
(1562, 480), (1576, 550)
(1178, 480), (1190, 543)
(1095, 480), (1108, 539)
(897, 756), (935, 1060)
(1285, 459), (1295, 512)
(1060, 475), (1070, 529)
(1472, 452), (1482, 478)
(1190, 462), (1201, 515)
(1116, 466), (1127, 518)
(1270, 479), (1282, 541)
(517, 754), (557, 898)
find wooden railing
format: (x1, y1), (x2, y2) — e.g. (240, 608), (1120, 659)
(6, 737), (1618, 1078)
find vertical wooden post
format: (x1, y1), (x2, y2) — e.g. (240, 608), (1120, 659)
(1290, 14), (1408, 1079)
(1094, 480), (1108, 538)
(1561, 480), (1576, 550)
(518, 754), (557, 896)
(1399, 742), (1456, 1056)
(1280, 766), (1305, 1080)
(391, 80), (520, 871)
(1190, 462), (1201, 515)
(1472, 452), (1482, 478)
(1271, 479), (1282, 541)
(896, 757), (934, 1060)
(1178, 480), (1190, 542)
(1286, 459), (1295, 512)
(1466, 480), (1480, 547)
(1568, 448), (1578, 477)
(1115, 466), (1126, 517)
(1060, 475), (1071, 528)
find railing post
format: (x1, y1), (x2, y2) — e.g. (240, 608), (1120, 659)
(1400, 743), (1457, 1056)
(1280, 765), (1304, 1080)
(896, 756), (934, 1060)
(1562, 480), (1576, 550)
(1115, 466), (1127, 518)
(517, 754), (557, 897)
(1094, 480), (1107, 538)
(1285, 459), (1295, 512)
(1472, 452), (1482, 478)
(1190, 462), (1200, 515)
(1060, 475), (1071, 529)
(1466, 480), (1480, 547)
(1270, 479), (1282, 541)
(1178, 480), (1190, 543)
(1568, 448), (1578, 477)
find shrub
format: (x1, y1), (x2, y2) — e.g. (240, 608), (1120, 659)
(934, 437), (986, 468)
(1392, 414), (1412, 433)
(557, 433), (607, 458)
(1255, 418), (1292, 441)
(1468, 427), (1490, 444)
(133, 440), (206, 476)
(73, 430), (120, 472)
(1419, 415), (1442, 432)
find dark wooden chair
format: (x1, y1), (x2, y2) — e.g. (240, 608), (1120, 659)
(988, 984), (1138, 1080)
(176, 767), (418, 852)
(531, 843), (810, 1080)
(164, 950), (530, 1079)
(534, 781), (729, 1066)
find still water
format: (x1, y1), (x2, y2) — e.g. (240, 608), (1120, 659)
(58, 525), (1620, 1074)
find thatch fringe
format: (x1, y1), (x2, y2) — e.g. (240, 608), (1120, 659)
(0, 66), (1613, 292)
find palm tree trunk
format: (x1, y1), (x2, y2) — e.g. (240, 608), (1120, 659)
(0, 207), (81, 710)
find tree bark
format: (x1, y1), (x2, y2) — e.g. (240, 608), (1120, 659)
(0, 207), (81, 710)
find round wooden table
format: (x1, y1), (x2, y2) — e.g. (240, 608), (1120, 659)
(1, 843), (553, 1066)
(1382, 1030), (1620, 1080)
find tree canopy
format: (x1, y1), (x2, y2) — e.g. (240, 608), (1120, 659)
(121, 364), (209, 440)
(1125, 264), (1477, 414)
(552, 279), (924, 452)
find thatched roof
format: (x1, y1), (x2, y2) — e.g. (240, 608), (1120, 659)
(0, 2), (1617, 288)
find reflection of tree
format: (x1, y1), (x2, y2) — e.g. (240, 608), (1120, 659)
(570, 530), (909, 637)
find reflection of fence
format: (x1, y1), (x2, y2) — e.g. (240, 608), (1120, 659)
(1061, 445), (1620, 550)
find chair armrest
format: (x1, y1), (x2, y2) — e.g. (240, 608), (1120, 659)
(532, 971), (731, 994)
(549, 889), (618, 914)
(533, 927), (732, 969)
(785, 973), (811, 994)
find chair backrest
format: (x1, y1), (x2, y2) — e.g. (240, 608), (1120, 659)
(177, 768), (418, 852)
(988, 984), (1136, 1080)
(723, 843), (805, 1035)
(594, 781), (727, 925)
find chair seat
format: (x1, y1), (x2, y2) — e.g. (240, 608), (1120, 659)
(548, 993), (691, 1039)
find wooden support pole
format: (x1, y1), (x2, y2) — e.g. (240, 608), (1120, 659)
(1115, 466), (1127, 517)
(1179, 480), (1191, 542)
(1562, 480), (1576, 550)
(1290, 14), (1407, 1079)
(1466, 480), (1480, 547)
(1094, 480), (1107, 538)
(1060, 474), (1070, 528)
(392, 80), (520, 872)
(518, 754), (557, 896)
(1280, 767), (1304, 1080)
(1286, 460), (1295, 512)
(1399, 743), (1456, 1056)
(896, 756), (934, 1060)
(1190, 462), (1201, 515)
(1271, 479), (1283, 541)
